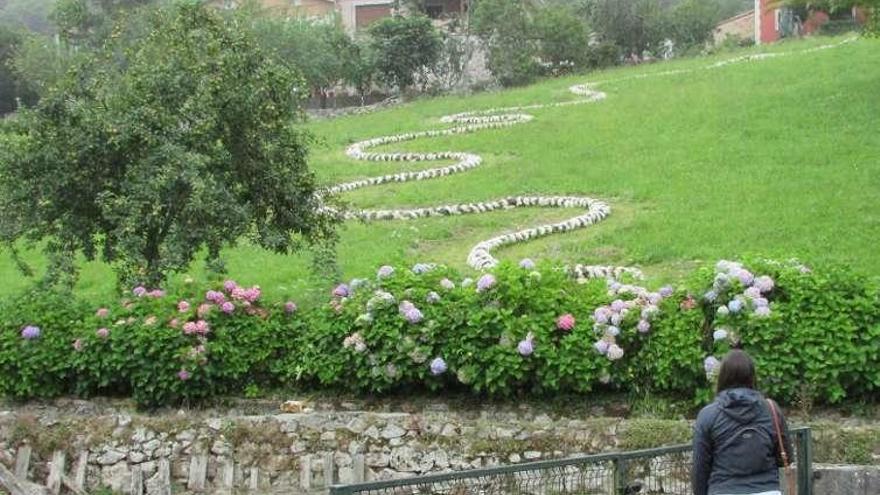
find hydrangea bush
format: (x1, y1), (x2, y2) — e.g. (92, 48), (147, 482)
(1, 258), (878, 407)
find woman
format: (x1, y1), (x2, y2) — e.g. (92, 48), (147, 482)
(692, 350), (793, 495)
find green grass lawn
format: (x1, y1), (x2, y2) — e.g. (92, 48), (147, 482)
(2, 35), (878, 303)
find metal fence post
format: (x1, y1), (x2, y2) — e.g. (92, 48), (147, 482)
(612, 457), (627, 495)
(796, 428), (813, 495)
(329, 484), (354, 495)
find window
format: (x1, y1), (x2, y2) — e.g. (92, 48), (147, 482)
(774, 9), (781, 31)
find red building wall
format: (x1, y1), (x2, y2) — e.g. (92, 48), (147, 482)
(759, 0), (779, 44)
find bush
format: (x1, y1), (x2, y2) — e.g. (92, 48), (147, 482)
(470, 0), (540, 87)
(1, 258), (879, 408)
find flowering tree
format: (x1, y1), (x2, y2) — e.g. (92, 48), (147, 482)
(0, 3), (337, 289)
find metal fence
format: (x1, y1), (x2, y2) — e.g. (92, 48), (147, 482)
(330, 427), (812, 495)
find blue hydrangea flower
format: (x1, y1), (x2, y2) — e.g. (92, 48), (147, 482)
(704, 356), (720, 375)
(430, 357), (447, 375)
(377, 265), (395, 278)
(426, 291), (441, 304)
(519, 258), (536, 270)
(637, 320), (651, 333)
(404, 307), (423, 324)
(476, 274), (496, 292)
(659, 286), (674, 298)
(412, 263), (435, 275)
(727, 299), (743, 313)
(713, 328), (729, 341)
(593, 340), (609, 355)
(703, 290), (718, 303)
(606, 326), (620, 337)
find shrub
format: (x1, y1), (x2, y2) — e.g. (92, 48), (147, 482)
(1, 258), (879, 408)
(470, 0), (540, 87)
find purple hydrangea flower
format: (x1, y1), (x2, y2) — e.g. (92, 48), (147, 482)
(399, 300), (415, 314)
(221, 302), (235, 314)
(593, 340), (610, 354)
(333, 284), (350, 298)
(430, 357), (447, 375)
(727, 299), (743, 313)
(21, 325), (40, 340)
(178, 301), (190, 313)
(404, 307), (423, 324)
(754, 306), (771, 317)
(223, 280), (238, 293)
(440, 278), (455, 290)
(637, 320), (651, 333)
(754, 297), (769, 308)
(206, 290), (225, 304)
(519, 258), (536, 270)
(593, 307), (611, 324)
(713, 328), (729, 341)
(744, 287), (762, 300)
(476, 274), (496, 292)
(133, 286), (147, 297)
(755, 276), (775, 293)
(517, 338), (534, 357)
(659, 286), (674, 298)
(377, 265), (395, 278)
(704, 356), (720, 375)
(735, 269), (754, 287)
(178, 369), (191, 381)
(284, 301), (298, 314)
(610, 300), (626, 312)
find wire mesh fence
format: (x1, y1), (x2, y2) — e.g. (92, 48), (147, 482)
(330, 427), (812, 495)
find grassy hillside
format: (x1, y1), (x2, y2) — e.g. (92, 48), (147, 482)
(2, 35), (877, 302)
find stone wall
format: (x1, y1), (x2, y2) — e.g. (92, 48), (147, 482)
(0, 399), (877, 494)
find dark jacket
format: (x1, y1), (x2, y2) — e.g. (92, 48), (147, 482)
(692, 388), (792, 495)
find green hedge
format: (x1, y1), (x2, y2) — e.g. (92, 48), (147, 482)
(1, 258), (878, 408)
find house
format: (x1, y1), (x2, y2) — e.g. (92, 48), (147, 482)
(713, 10), (755, 45)
(753, 0), (868, 44)
(213, 0), (469, 32)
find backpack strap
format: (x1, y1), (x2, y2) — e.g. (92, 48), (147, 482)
(766, 399), (789, 468)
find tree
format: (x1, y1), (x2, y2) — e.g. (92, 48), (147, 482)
(0, 2), (336, 289)
(471, 0), (540, 86)
(532, 5), (591, 72)
(586, 0), (667, 56)
(0, 0), (55, 33)
(344, 39), (377, 105)
(253, 15), (355, 108)
(368, 14), (441, 92)
(666, 0), (721, 48)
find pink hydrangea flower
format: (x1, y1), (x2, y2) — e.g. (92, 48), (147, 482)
(556, 314), (575, 331)
(284, 301), (298, 314)
(96, 308), (109, 318)
(220, 302), (235, 314)
(169, 318), (180, 329)
(197, 304), (212, 318)
(178, 301), (191, 313)
(178, 369), (191, 381)
(132, 286), (147, 297)
(223, 280), (238, 293)
(195, 320), (210, 335)
(182, 322), (197, 335)
(72, 339), (83, 351)
(96, 328), (110, 339)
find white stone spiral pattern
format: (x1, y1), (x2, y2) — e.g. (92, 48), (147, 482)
(327, 38), (855, 274)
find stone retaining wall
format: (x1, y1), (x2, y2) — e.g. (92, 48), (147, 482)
(0, 399), (877, 494)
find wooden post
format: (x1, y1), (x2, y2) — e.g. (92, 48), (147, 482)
(299, 455), (312, 490)
(130, 465), (143, 495)
(46, 451), (66, 495)
(248, 467), (259, 492)
(14, 446), (31, 480)
(352, 454), (365, 484)
(156, 458), (172, 495)
(323, 453), (335, 487)
(220, 458), (235, 494)
(0, 460), (43, 495)
(72, 451), (88, 490)
(187, 453), (208, 492)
